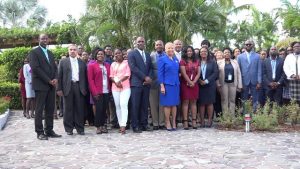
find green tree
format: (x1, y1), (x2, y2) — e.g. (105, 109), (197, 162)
(279, 0), (300, 38)
(0, 0), (47, 27)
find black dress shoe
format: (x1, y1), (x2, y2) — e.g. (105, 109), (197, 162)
(141, 126), (153, 131)
(153, 126), (159, 130)
(46, 131), (62, 138)
(37, 134), (48, 140)
(159, 126), (166, 130)
(132, 128), (142, 133)
(67, 131), (73, 135)
(77, 131), (85, 135)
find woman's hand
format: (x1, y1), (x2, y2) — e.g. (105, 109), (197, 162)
(160, 85), (166, 95)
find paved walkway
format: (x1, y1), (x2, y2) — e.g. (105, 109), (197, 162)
(0, 111), (299, 169)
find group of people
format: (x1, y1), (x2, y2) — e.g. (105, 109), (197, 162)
(19, 33), (300, 140)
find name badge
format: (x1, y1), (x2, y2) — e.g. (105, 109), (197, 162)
(228, 74), (232, 81)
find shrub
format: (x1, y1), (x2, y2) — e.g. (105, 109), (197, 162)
(218, 108), (244, 129)
(286, 99), (300, 126)
(271, 103), (288, 125)
(252, 106), (278, 131)
(0, 96), (11, 115)
(0, 47), (67, 81)
(0, 82), (21, 109)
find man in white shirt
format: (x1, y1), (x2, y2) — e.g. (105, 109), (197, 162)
(57, 44), (87, 135)
(283, 41), (300, 102)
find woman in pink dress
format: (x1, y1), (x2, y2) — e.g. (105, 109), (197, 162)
(180, 46), (200, 129)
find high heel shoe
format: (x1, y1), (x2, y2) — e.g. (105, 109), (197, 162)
(192, 119), (197, 129)
(183, 120), (189, 130)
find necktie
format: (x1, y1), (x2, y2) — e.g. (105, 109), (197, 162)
(271, 60), (276, 79)
(142, 51), (146, 63)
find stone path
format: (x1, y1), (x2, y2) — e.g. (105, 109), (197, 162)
(0, 111), (299, 169)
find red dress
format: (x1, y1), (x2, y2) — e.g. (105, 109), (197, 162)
(180, 60), (199, 100)
(18, 68), (26, 98)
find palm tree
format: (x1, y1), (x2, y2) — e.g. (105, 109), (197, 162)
(0, 0), (47, 27)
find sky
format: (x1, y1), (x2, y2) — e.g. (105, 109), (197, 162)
(38, 0), (295, 47)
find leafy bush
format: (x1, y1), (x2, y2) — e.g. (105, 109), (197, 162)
(0, 96), (10, 115)
(271, 103), (288, 125)
(253, 105), (278, 131)
(0, 47), (67, 81)
(286, 99), (300, 126)
(218, 108), (243, 129)
(0, 65), (9, 83)
(0, 82), (21, 109)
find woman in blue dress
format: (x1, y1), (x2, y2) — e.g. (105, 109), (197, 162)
(158, 42), (180, 131)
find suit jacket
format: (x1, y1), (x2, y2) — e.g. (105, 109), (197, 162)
(128, 49), (153, 87)
(199, 60), (218, 87)
(263, 56), (285, 89)
(150, 51), (165, 89)
(57, 57), (87, 96)
(87, 62), (111, 96)
(29, 46), (57, 91)
(237, 51), (262, 86)
(157, 55), (180, 86)
(216, 59), (242, 89)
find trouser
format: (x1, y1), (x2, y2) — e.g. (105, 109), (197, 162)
(130, 86), (150, 129)
(94, 93), (109, 127)
(242, 84), (259, 112)
(266, 86), (283, 105)
(112, 89), (131, 127)
(63, 82), (85, 132)
(221, 83), (237, 114)
(149, 88), (164, 126)
(34, 87), (55, 135)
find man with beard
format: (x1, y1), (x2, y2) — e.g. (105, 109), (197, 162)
(263, 46), (285, 105)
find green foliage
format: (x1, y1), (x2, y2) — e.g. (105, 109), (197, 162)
(252, 100), (278, 131)
(218, 109), (243, 129)
(0, 22), (79, 48)
(0, 97), (10, 115)
(0, 47), (67, 81)
(0, 82), (21, 109)
(243, 99), (253, 114)
(279, 0), (300, 38)
(271, 103), (288, 125)
(0, 65), (9, 83)
(286, 99), (300, 126)
(276, 37), (299, 49)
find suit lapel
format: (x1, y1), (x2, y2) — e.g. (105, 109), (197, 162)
(136, 49), (146, 66)
(38, 47), (50, 65)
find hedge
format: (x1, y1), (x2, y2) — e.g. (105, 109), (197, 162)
(0, 47), (68, 81)
(0, 82), (21, 109)
(0, 97), (10, 115)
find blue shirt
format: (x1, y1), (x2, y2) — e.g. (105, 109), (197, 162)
(39, 45), (49, 62)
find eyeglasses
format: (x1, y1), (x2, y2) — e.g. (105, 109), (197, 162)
(245, 44), (252, 46)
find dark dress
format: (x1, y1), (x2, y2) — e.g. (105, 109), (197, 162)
(18, 67), (26, 98)
(198, 60), (218, 105)
(180, 60), (199, 100)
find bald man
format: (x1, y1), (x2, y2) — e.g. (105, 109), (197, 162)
(149, 40), (165, 130)
(173, 39), (183, 61)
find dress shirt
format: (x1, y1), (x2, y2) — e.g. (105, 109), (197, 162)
(270, 57), (277, 80)
(175, 51), (182, 61)
(245, 51), (251, 64)
(100, 64), (109, 93)
(39, 46), (49, 62)
(137, 48), (146, 63)
(70, 57), (79, 82)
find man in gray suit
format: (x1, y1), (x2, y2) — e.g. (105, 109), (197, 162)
(238, 40), (262, 111)
(150, 40), (165, 130)
(57, 44), (87, 135)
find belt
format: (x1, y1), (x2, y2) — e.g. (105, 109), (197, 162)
(71, 81), (79, 84)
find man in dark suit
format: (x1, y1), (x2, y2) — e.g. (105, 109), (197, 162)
(29, 34), (61, 140)
(57, 44), (87, 135)
(263, 46), (285, 105)
(128, 36), (153, 133)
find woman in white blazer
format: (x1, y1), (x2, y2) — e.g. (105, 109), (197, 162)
(217, 48), (242, 114)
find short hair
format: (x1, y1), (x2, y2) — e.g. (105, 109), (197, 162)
(104, 45), (112, 49)
(201, 40), (211, 48)
(291, 41), (300, 48)
(223, 47), (232, 55)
